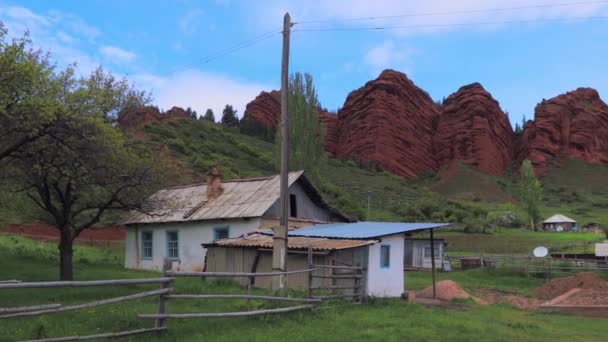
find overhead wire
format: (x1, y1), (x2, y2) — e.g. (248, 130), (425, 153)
(293, 16), (608, 32)
(160, 27), (282, 77)
(296, 0), (608, 24)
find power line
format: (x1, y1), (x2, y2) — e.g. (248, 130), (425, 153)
(297, 0), (608, 24)
(161, 27), (282, 77)
(293, 16), (608, 32)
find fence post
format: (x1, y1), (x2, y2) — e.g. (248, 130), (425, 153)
(155, 258), (172, 331)
(307, 246), (313, 300)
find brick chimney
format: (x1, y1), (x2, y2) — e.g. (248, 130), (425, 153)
(206, 164), (224, 200)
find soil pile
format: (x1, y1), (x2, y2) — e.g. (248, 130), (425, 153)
(417, 280), (472, 302)
(476, 289), (543, 310)
(533, 272), (608, 299)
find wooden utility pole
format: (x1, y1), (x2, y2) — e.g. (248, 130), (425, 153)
(430, 229), (436, 299)
(273, 12), (292, 291)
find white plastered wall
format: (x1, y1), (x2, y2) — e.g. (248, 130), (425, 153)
(124, 218), (261, 272)
(366, 234), (404, 297)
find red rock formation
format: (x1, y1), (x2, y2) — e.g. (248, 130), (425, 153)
(118, 106), (190, 130)
(434, 83), (514, 175)
(319, 111), (339, 154)
(333, 69), (440, 178)
(242, 90), (281, 128)
(518, 88), (608, 174)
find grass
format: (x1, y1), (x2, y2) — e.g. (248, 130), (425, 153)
(433, 229), (603, 255)
(2, 235), (608, 341)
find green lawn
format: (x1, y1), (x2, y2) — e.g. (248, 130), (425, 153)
(433, 229), (603, 255)
(1, 235), (608, 341)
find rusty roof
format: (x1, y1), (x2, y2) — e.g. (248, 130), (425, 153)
(126, 171), (351, 225)
(204, 233), (377, 251)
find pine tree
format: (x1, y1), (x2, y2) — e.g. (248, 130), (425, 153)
(202, 108), (215, 122)
(221, 105), (239, 127)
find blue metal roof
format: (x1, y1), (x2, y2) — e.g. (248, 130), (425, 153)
(286, 222), (451, 239)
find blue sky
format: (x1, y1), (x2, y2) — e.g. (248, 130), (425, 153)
(1, 0), (607, 125)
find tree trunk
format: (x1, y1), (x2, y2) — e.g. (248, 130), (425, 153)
(58, 231), (75, 281)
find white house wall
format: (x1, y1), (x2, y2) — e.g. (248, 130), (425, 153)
(366, 234), (404, 297)
(125, 218), (261, 272)
(264, 181), (333, 222)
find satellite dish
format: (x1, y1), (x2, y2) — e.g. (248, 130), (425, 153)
(533, 246), (548, 258)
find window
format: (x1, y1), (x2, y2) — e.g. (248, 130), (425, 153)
(380, 245), (390, 269)
(141, 231), (153, 259)
(424, 246), (440, 258)
(289, 194), (298, 217)
(166, 231), (179, 260)
(213, 227), (230, 241)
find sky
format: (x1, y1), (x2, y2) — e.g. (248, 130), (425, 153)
(1, 0), (607, 125)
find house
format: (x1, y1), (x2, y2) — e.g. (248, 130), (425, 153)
(404, 238), (449, 270)
(543, 214), (577, 232)
(205, 221), (450, 297)
(123, 168), (351, 272)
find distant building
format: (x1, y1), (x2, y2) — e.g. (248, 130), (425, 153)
(124, 168), (351, 272)
(543, 214), (577, 232)
(404, 238), (449, 270)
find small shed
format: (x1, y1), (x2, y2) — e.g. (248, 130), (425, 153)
(543, 214), (577, 231)
(404, 238), (448, 270)
(204, 221), (450, 298)
(204, 233), (375, 292)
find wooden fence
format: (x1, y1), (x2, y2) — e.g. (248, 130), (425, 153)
(0, 277), (172, 341)
(0, 256), (365, 341)
(455, 254), (608, 277)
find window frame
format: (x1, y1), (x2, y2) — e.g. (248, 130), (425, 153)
(424, 246), (441, 259)
(141, 231), (153, 260)
(166, 230), (179, 260)
(380, 244), (391, 269)
(213, 226), (230, 241)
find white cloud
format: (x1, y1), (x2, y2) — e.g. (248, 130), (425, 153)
(364, 40), (413, 76)
(134, 70), (272, 121)
(179, 8), (204, 35)
(99, 45), (136, 63)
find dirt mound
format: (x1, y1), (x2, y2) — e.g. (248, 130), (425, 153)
(533, 272), (608, 299)
(476, 289), (543, 310)
(417, 280), (472, 302)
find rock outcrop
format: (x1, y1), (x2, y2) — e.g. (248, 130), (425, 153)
(517, 88), (608, 174)
(118, 106), (189, 129)
(434, 83), (514, 175)
(242, 90), (281, 128)
(333, 70), (440, 178)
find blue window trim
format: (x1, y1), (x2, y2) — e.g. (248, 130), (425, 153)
(166, 230), (179, 260)
(141, 230), (153, 260)
(380, 244), (390, 269)
(213, 226), (230, 241)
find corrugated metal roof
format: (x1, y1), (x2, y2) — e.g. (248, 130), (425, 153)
(286, 221), (451, 239)
(126, 171), (304, 224)
(126, 171), (351, 224)
(544, 214), (576, 223)
(206, 233), (377, 251)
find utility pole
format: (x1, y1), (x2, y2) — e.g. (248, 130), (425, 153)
(366, 191), (372, 221)
(273, 12), (291, 292)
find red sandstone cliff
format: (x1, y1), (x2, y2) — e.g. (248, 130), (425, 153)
(118, 106), (189, 129)
(434, 83), (514, 175)
(333, 69), (440, 178)
(242, 90), (281, 128)
(517, 88), (608, 174)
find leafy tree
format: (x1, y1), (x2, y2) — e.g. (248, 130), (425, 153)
(186, 107), (197, 119)
(518, 159), (543, 230)
(0, 27), (57, 161)
(202, 108), (215, 122)
(275, 72), (326, 178)
(221, 104), (239, 127)
(6, 67), (164, 280)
